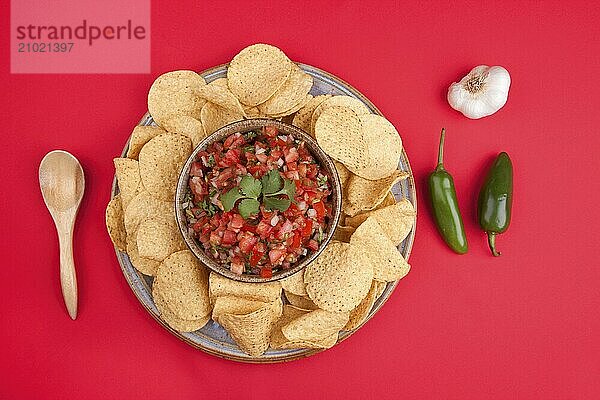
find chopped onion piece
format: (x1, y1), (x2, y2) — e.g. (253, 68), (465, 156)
(270, 215), (280, 226)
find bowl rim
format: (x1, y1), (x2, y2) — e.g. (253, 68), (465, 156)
(174, 118), (343, 283)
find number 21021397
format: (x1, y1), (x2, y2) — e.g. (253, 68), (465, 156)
(17, 42), (74, 53)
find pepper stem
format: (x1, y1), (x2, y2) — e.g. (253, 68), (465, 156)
(437, 128), (446, 167)
(487, 232), (501, 257)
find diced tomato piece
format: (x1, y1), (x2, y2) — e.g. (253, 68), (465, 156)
(198, 234), (210, 244)
(303, 188), (318, 203)
(298, 163), (307, 177)
(231, 257), (245, 274)
(209, 231), (222, 246)
(306, 163), (319, 178)
(214, 167), (235, 187)
(191, 217), (208, 232)
(244, 152), (256, 162)
(285, 170), (300, 181)
(229, 213), (245, 230)
(313, 201), (326, 220)
(239, 234), (258, 253)
(260, 267), (273, 278)
(284, 147), (299, 163)
(270, 149), (283, 159)
(189, 176), (208, 198)
(231, 135), (246, 148)
(275, 219), (294, 240)
(301, 219), (313, 237)
(307, 239), (319, 251)
(256, 220), (273, 239)
(263, 126), (278, 137)
(283, 203), (300, 219)
(223, 133), (243, 149)
(291, 233), (302, 250)
(268, 248), (286, 265)
(249, 242), (266, 266)
(221, 148), (241, 166)
(255, 153), (268, 163)
(221, 229), (237, 247)
(241, 224), (257, 234)
(190, 162), (204, 177)
(248, 164), (263, 176)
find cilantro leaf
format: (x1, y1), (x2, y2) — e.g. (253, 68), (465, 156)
(263, 196), (291, 212)
(239, 175), (262, 198)
(238, 198), (260, 219)
(261, 169), (282, 194)
(269, 178), (296, 198)
(220, 187), (244, 212)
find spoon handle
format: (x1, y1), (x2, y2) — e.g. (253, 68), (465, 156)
(58, 227), (78, 320)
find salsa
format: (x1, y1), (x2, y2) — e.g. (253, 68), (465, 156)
(182, 125), (333, 277)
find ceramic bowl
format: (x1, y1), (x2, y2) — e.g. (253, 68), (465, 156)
(175, 118), (342, 283)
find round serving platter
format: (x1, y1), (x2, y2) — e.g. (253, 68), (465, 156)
(111, 63), (417, 363)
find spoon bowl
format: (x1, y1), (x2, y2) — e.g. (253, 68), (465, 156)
(39, 150), (85, 320)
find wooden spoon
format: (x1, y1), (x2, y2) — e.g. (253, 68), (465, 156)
(39, 150), (85, 320)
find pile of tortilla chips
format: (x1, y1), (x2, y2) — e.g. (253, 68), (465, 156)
(106, 43), (416, 357)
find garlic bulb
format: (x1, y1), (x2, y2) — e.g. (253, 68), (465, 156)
(447, 65), (511, 119)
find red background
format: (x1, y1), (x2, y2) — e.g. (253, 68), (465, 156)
(2, 1), (599, 399)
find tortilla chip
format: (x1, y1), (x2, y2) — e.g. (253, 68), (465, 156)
(315, 106), (370, 171)
(310, 95), (370, 135)
(138, 133), (192, 201)
(227, 44), (292, 106)
(270, 305), (339, 350)
(155, 250), (212, 320)
(344, 280), (380, 331)
(197, 83), (245, 116)
(270, 94), (312, 118)
(284, 291), (319, 310)
(243, 105), (262, 118)
(346, 198), (416, 245)
(209, 78), (229, 88)
(147, 70), (206, 127)
(212, 296), (269, 321)
(105, 194), (127, 251)
(304, 241), (373, 313)
(153, 280), (209, 332)
(282, 308), (348, 343)
(136, 217), (186, 262)
(209, 272), (282, 303)
(333, 160), (351, 188)
(123, 190), (173, 235)
(292, 94), (332, 134)
(162, 115), (207, 148)
(258, 65), (313, 116)
(280, 271), (307, 296)
(200, 102), (244, 135)
(350, 217), (410, 282)
(347, 114), (403, 180)
(114, 158), (141, 210)
(332, 225), (355, 243)
(344, 171), (409, 216)
(217, 298), (282, 357)
(126, 236), (160, 276)
(127, 126), (166, 159)
(375, 280), (387, 298)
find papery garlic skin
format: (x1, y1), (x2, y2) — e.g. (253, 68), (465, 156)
(447, 65), (511, 119)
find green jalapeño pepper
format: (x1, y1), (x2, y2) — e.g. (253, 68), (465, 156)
(428, 129), (468, 254)
(477, 152), (513, 256)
